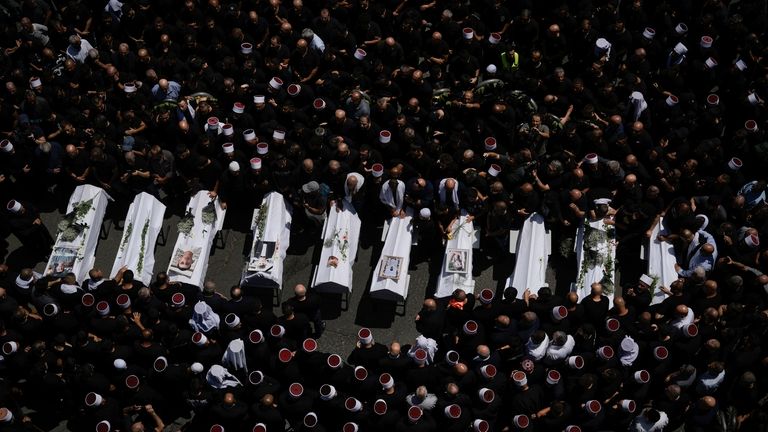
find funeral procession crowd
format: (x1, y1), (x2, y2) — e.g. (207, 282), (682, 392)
(1, 0), (768, 431)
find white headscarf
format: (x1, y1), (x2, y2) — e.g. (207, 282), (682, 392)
(408, 335), (438, 364)
(438, 178), (460, 209)
(629, 92), (648, 121)
(619, 336), (640, 366)
(526, 334), (550, 361)
(697, 369), (725, 393)
(104, 0), (123, 15)
(87, 278), (105, 291)
(206, 364), (242, 389)
(379, 179), (405, 211)
(60, 283), (80, 294)
(222, 339), (248, 373)
(670, 308), (694, 331)
(344, 172), (364, 203)
(189, 301), (221, 333)
(546, 334), (575, 361)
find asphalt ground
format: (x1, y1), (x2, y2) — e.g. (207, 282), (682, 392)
(3, 192), (570, 355)
(3, 191), (568, 431)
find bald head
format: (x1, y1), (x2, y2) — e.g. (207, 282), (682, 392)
(476, 345), (490, 358)
(389, 342), (401, 355)
(424, 298), (437, 310)
(700, 396), (717, 409)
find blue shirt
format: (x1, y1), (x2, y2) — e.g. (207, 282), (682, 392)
(151, 81), (182, 102)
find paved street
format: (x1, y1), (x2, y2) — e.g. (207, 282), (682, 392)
(5, 195), (563, 357)
(3, 195), (572, 431)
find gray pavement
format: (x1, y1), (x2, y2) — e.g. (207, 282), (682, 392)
(6, 196), (566, 431)
(7, 198), (563, 355)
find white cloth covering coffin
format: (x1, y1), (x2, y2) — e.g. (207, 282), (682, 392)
(312, 199), (361, 294)
(111, 192), (166, 284)
(240, 192), (292, 290)
(506, 213), (550, 299)
(435, 212), (476, 298)
(46, 185), (112, 283)
(370, 211), (414, 302)
(167, 191), (226, 288)
(572, 218), (618, 302)
(646, 217), (676, 305)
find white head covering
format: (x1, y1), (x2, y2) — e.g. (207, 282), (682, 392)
(670, 308), (695, 330)
(619, 336), (639, 366)
(629, 92), (648, 121)
(525, 333), (550, 361)
(189, 301), (221, 333)
(344, 172), (365, 203)
(87, 277), (105, 291)
(407, 335), (438, 364)
(206, 364), (242, 389)
(595, 38), (612, 61)
(438, 178), (460, 209)
(545, 334), (575, 361)
(378, 179), (405, 212)
(222, 339), (248, 372)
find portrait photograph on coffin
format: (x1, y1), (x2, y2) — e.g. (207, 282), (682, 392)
(45, 247), (78, 277)
(248, 240), (277, 272)
(168, 247), (202, 278)
(378, 255), (403, 281)
(445, 248), (469, 274)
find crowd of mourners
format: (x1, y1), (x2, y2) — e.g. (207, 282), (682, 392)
(0, 0), (768, 431)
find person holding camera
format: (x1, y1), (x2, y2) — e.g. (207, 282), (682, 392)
(518, 114), (550, 157)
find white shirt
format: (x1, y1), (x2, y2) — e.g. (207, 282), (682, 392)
(66, 39), (95, 63)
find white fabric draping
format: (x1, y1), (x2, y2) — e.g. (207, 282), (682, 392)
(370, 211), (413, 302)
(573, 218), (617, 301)
(45, 185), (112, 283)
(506, 213), (550, 298)
(206, 364), (242, 389)
(110, 192), (166, 284)
(189, 301), (220, 332)
(435, 213), (476, 298)
(222, 339), (248, 373)
(240, 192), (292, 290)
(167, 191), (226, 288)
(407, 335), (438, 364)
(647, 217), (677, 305)
(312, 200), (361, 293)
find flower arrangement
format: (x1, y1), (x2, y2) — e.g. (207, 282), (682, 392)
(649, 274), (661, 296)
(577, 220), (617, 294)
(177, 208), (194, 237)
(254, 202), (269, 239)
(448, 217), (473, 240)
(57, 197), (95, 242)
(201, 199), (217, 226)
(137, 218), (150, 274)
(119, 222), (133, 253)
(324, 229), (350, 262)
